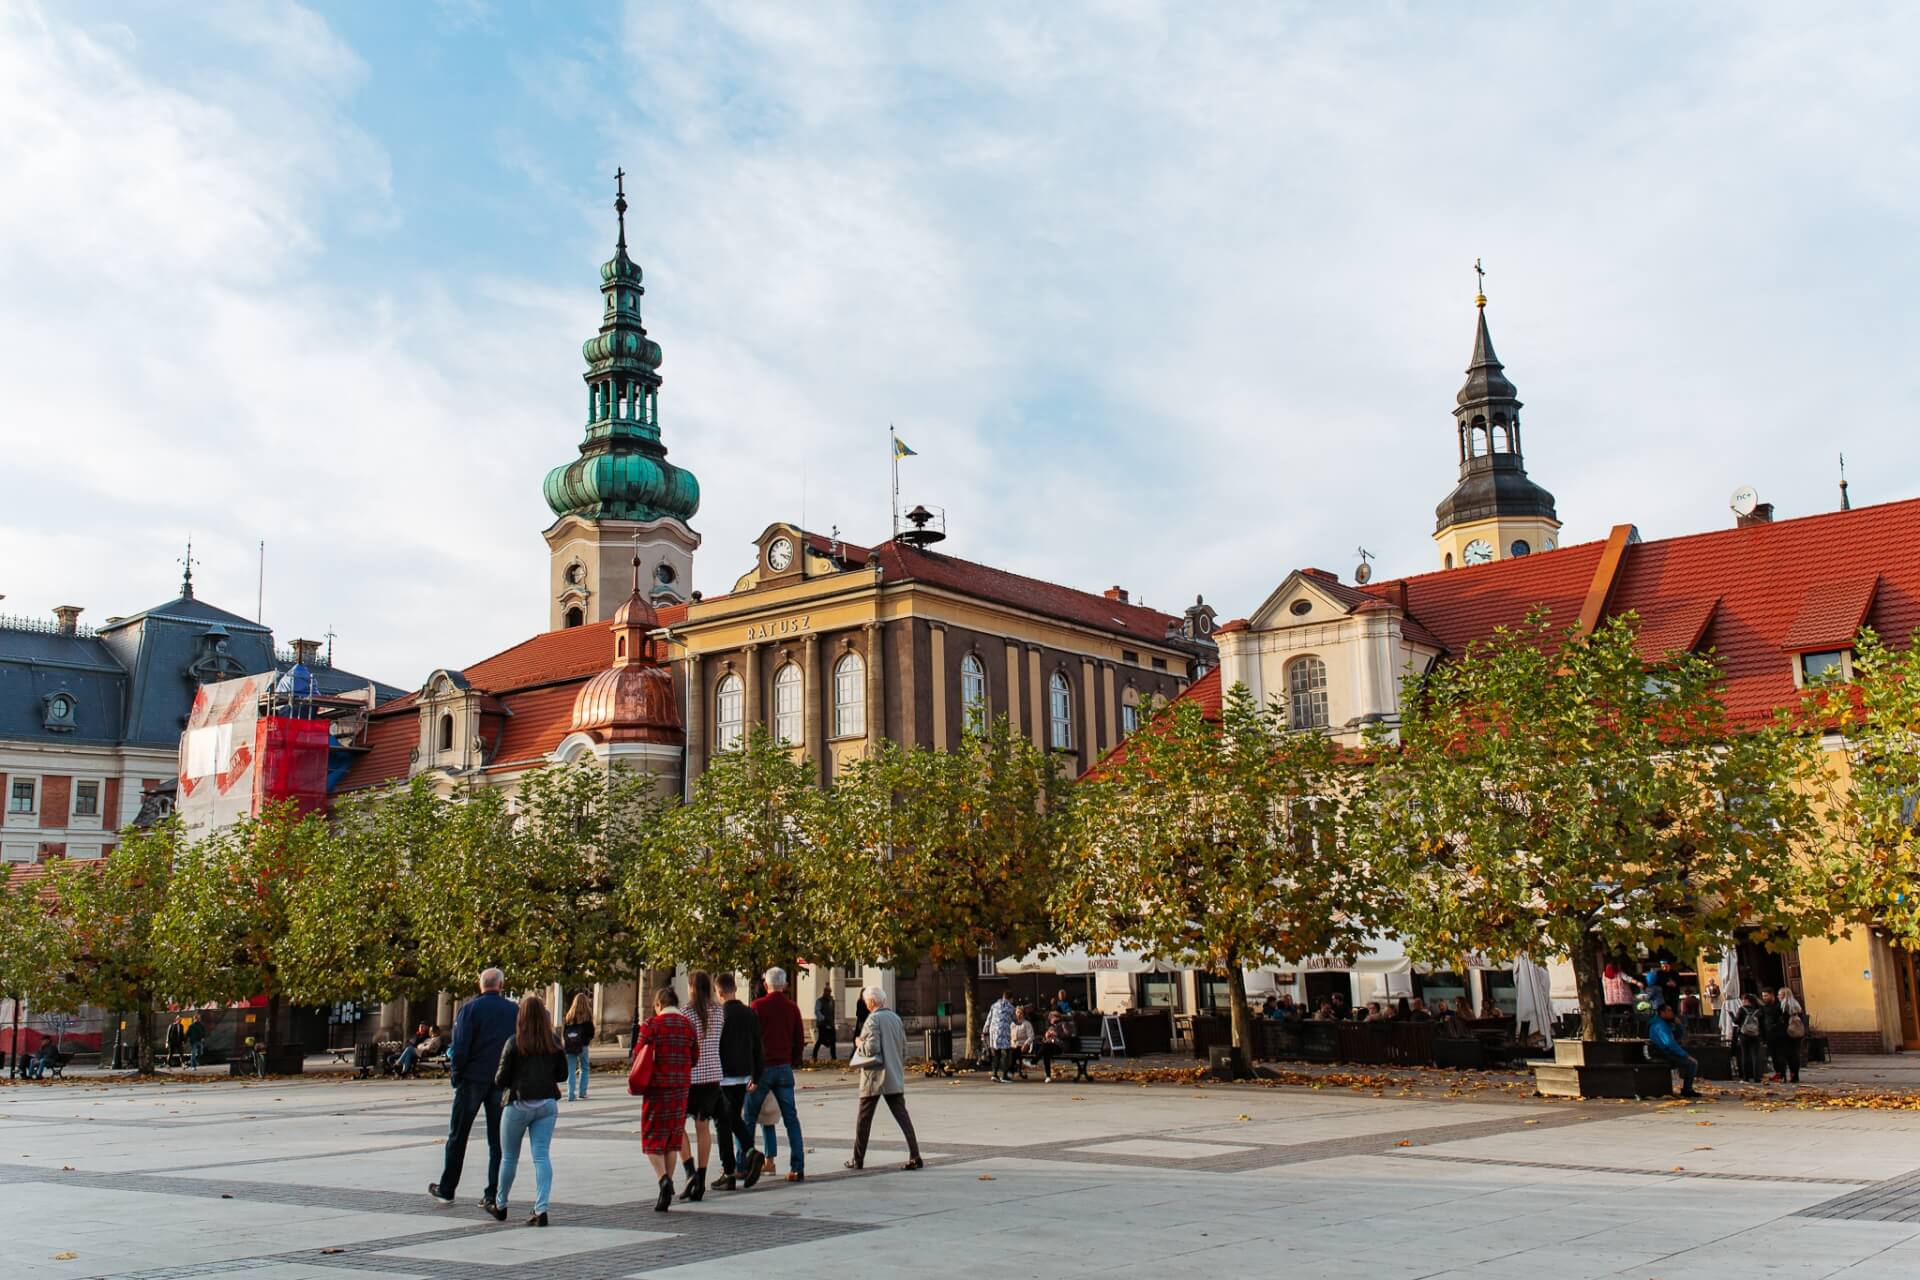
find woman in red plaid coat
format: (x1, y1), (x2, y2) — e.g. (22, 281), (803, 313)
(638, 986), (698, 1211)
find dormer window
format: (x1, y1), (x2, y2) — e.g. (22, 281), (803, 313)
(1799, 650), (1850, 683)
(43, 692), (77, 732)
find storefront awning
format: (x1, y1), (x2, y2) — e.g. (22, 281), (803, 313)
(996, 945), (1177, 975)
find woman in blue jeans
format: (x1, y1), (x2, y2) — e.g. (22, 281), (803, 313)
(491, 995), (568, 1226)
(562, 994), (594, 1101)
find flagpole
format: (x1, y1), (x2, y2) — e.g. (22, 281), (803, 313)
(890, 424), (900, 540)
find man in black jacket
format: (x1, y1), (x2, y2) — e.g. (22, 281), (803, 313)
(429, 968), (518, 1210)
(712, 973), (767, 1191)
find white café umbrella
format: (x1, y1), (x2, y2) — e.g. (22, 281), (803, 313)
(995, 945), (1175, 976)
(1717, 948), (1741, 1040)
(1511, 956), (1556, 1046)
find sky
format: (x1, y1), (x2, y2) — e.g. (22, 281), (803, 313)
(2, 1), (1917, 688)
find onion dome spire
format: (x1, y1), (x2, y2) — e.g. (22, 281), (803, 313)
(1435, 268), (1556, 533)
(542, 170), (701, 526)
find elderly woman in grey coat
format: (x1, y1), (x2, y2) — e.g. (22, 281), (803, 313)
(843, 987), (924, 1171)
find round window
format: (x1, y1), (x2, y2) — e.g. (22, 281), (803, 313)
(1289, 599), (1312, 616)
(655, 561), (678, 585)
(50, 696), (71, 718)
(1510, 539), (1532, 558)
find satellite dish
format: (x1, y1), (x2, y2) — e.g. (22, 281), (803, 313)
(1353, 561), (1373, 584)
(1730, 485), (1759, 517)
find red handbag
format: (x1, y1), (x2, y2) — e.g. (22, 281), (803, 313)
(626, 1041), (655, 1096)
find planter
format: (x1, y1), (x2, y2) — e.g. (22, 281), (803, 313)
(1531, 1040), (1674, 1098)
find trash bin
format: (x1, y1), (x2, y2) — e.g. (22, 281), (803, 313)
(924, 1028), (953, 1063)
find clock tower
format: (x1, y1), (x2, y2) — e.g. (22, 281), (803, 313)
(1433, 283), (1560, 570)
(542, 172), (702, 629)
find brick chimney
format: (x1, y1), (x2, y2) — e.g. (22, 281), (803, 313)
(291, 638), (322, 666)
(1103, 586), (1130, 603)
(53, 605), (83, 635)
(1735, 502), (1775, 529)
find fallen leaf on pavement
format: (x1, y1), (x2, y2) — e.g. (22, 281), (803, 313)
(52, 1253), (76, 1261)
(1394, 1139), (1413, 1147)
(977, 1174), (995, 1181)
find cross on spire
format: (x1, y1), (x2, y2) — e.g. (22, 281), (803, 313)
(614, 167), (628, 252)
(632, 532), (644, 597)
(1473, 257), (1487, 308)
(177, 537), (199, 599)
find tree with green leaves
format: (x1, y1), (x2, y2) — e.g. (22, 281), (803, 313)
(622, 726), (837, 983)
(1, 868), (67, 1070)
(1355, 610), (1836, 1042)
(398, 782), (548, 994)
(1812, 628), (1920, 948)
(155, 803), (333, 1055)
(45, 819), (185, 1074)
(1060, 685), (1370, 1059)
(831, 718), (1070, 1040)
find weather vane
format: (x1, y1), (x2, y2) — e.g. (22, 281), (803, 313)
(177, 537), (199, 597)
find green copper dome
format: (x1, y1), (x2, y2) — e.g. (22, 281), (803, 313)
(545, 174), (700, 526)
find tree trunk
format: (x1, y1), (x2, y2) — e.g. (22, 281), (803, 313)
(135, 1007), (154, 1075)
(962, 963), (982, 1066)
(1571, 933), (1609, 1043)
(1226, 959), (1254, 1076)
(7, 994), (19, 1078)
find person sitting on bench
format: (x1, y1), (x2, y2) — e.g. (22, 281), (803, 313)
(25, 1040), (61, 1079)
(1038, 1012), (1074, 1082)
(1647, 1004), (1701, 1099)
(396, 1025), (445, 1076)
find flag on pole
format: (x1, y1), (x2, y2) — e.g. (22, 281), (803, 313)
(893, 435), (918, 458)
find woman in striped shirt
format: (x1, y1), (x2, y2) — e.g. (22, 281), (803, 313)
(675, 970), (727, 1202)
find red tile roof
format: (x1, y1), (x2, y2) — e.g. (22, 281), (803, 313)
(1779, 575), (1880, 653)
(799, 531), (1193, 647)
(484, 684), (593, 774)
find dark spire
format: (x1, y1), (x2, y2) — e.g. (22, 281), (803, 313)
(614, 167), (628, 253)
(1435, 276), (1556, 534)
(1457, 299), (1518, 408)
(1839, 453), (1851, 510)
(177, 537), (198, 600)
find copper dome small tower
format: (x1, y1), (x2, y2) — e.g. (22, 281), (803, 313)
(569, 553), (682, 747)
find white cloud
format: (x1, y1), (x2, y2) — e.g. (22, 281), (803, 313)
(3, 0), (1918, 692)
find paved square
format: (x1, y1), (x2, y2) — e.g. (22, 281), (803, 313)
(6, 1066), (1920, 1279)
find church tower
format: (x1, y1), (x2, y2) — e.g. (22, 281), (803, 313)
(542, 172), (701, 629)
(1433, 278), (1560, 570)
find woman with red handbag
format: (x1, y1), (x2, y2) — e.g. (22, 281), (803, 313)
(630, 985), (698, 1211)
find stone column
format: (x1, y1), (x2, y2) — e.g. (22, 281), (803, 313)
(900, 620), (918, 748)
(864, 621), (886, 752)
(1101, 662), (1118, 750)
(684, 654), (705, 786)
(1004, 639), (1023, 737)
(804, 633), (825, 785)
(744, 642), (764, 738)
(1080, 657), (1098, 762)
(1027, 645), (1045, 751)
(928, 623), (948, 752)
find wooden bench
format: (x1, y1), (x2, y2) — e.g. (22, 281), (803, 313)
(1053, 1035), (1105, 1082)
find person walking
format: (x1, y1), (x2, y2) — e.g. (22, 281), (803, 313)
(712, 972), (766, 1191)
(675, 971), (730, 1203)
(430, 968), (519, 1211)
(744, 966), (807, 1183)
(812, 987), (837, 1062)
(1756, 988), (1796, 1084)
(844, 987), (924, 1171)
(636, 986), (699, 1212)
(185, 1016), (204, 1069)
(561, 994), (594, 1102)
(491, 994), (567, 1226)
(983, 992), (1016, 1082)
(1735, 991), (1768, 1083)
(165, 1017), (184, 1069)
(1647, 1004), (1701, 1098)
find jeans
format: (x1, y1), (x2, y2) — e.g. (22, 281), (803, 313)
(743, 1065), (803, 1174)
(498, 1098), (557, 1213)
(565, 1051), (589, 1100)
(188, 1042), (202, 1068)
(1655, 1052), (1698, 1092)
(438, 1078), (504, 1202)
(396, 1046), (417, 1074)
(1738, 1037), (1769, 1082)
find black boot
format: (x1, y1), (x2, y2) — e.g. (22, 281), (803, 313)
(654, 1174), (674, 1212)
(687, 1168), (706, 1202)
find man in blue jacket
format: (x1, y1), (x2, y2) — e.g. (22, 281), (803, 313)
(1646, 1003), (1701, 1099)
(429, 968), (519, 1209)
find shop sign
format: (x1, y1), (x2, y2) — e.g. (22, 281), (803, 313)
(743, 615), (811, 642)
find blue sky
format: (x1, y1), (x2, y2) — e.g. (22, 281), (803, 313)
(3, 1), (1918, 685)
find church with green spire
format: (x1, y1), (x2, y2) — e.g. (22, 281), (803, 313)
(542, 171), (702, 629)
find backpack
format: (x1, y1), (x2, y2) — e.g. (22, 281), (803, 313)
(1786, 1013), (1807, 1039)
(1739, 1008), (1762, 1038)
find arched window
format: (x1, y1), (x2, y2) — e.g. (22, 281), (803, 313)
(1048, 671), (1072, 750)
(715, 674), (744, 752)
(438, 713), (454, 753)
(960, 653), (988, 732)
(834, 652), (866, 737)
(564, 606), (584, 629)
(1287, 656), (1328, 730)
(1120, 687), (1140, 737)
(773, 664), (803, 744)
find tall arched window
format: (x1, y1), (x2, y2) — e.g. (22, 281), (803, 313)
(715, 673), (744, 752)
(564, 606), (584, 629)
(1287, 656), (1328, 730)
(1120, 687), (1140, 737)
(960, 653), (987, 732)
(773, 664), (803, 744)
(438, 713), (454, 753)
(834, 652), (866, 737)
(1048, 671), (1072, 750)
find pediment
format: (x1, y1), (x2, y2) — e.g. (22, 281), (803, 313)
(1249, 571), (1368, 631)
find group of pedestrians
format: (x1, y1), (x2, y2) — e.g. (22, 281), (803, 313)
(1733, 987), (1806, 1084)
(428, 964), (924, 1226)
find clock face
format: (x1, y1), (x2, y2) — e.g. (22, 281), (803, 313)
(1463, 538), (1494, 565)
(767, 537), (795, 572)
